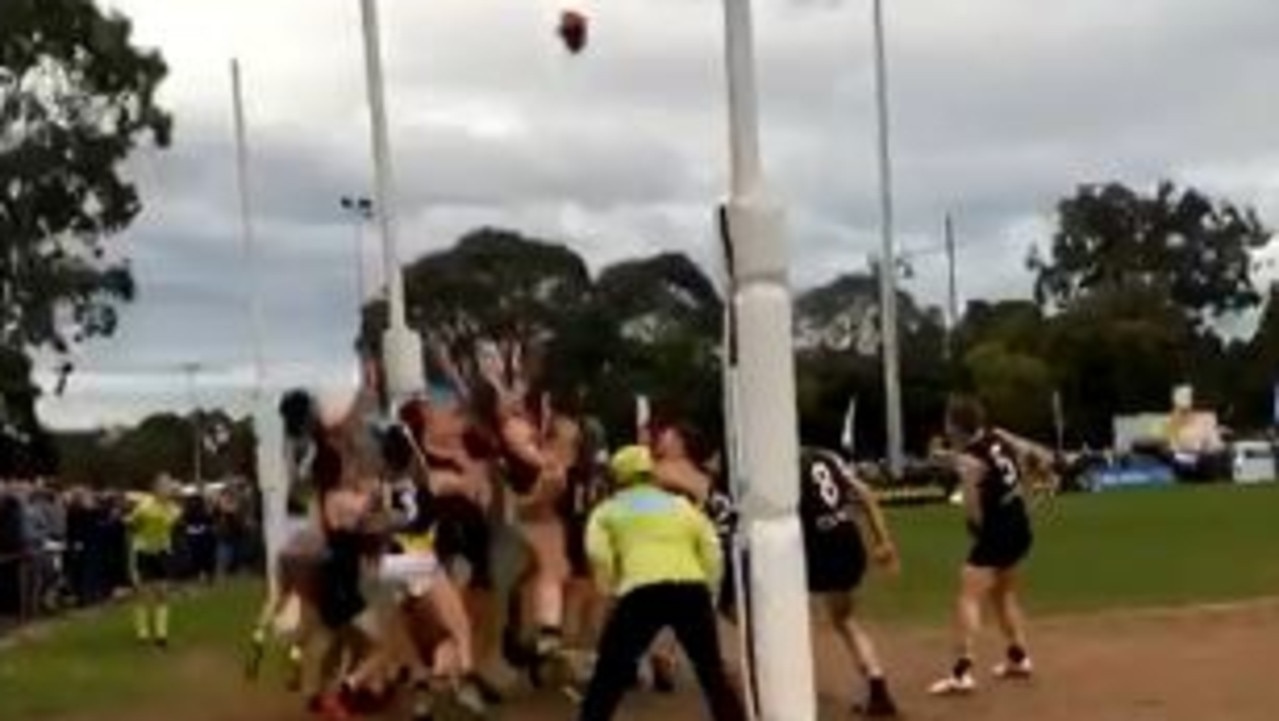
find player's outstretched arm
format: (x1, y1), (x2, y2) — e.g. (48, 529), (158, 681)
(846, 468), (899, 574)
(994, 428), (1054, 468)
(994, 427), (1060, 496)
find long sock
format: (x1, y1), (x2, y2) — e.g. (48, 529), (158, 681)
(155, 604), (170, 641)
(952, 657), (973, 679)
(1008, 644), (1028, 663)
(134, 605), (151, 642)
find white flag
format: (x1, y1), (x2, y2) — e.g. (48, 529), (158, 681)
(635, 394), (650, 438)
(841, 396), (857, 456)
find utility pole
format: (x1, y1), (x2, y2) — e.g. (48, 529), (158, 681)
(1052, 390), (1065, 454)
(181, 362), (203, 488)
(945, 212), (958, 360)
(2, 244), (20, 348)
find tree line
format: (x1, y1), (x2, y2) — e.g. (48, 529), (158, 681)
(43, 178), (1272, 488)
(51, 411), (255, 489)
(352, 179), (1276, 458)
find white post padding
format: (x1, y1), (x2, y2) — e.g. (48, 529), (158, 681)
(253, 399), (290, 573)
(724, 192), (816, 720)
(746, 518), (812, 715)
(382, 324), (425, 406)
(719, 0), (816, 715)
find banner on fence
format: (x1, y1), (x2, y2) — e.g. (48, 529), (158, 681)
(1087, 458), (1176, 491)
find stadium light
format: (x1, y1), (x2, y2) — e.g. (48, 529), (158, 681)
(339, 195), (374, 319)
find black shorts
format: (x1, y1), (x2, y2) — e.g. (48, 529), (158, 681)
(134, 551), (172, 584)
(968, 526), (1033, 570)
(804, 529), (868, 594)
(432, 503), (493, 590)
(317, 555), (367, 629)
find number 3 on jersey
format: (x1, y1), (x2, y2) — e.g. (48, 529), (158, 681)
(991, 443), (1020, 489)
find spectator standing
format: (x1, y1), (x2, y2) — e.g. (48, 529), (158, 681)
(100, 492), (132, 597)
(213, 488), (244, 577)
(181, 492), (216, 583)
(0, 482), (24, 616)
(64, 488), (93, 606)
(28, 485), (66, 610)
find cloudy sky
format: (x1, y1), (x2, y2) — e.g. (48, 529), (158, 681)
(33, 0), (1279, 429)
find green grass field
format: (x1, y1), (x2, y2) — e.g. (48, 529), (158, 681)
(0, 581), (262, 720)
(3, 483), (1278, 720)
(863, 482), (1279, 621)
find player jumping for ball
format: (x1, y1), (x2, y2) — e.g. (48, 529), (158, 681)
(799, 446), (901, 717)
(929, 394), (1051, 696)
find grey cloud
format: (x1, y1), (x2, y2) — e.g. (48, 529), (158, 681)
(393, 120), (704, 210)
(142, 111), (708, 236)
(760, 0), (1279, 221)
(37, 0), (1279, 429)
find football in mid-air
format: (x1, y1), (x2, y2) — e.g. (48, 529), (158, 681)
(558, 8), (589, 54)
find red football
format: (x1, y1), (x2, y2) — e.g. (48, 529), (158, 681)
(558, 9), (589, 54)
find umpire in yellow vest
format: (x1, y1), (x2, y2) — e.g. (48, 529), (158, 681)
(577, 445), (747, 721)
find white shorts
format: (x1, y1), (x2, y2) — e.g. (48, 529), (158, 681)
(377, 552), (442, 598)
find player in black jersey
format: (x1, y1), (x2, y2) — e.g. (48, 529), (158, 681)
(646, 420), (719, 693)
(799, 447), (900, 717)
(929, 394), (1051, 697)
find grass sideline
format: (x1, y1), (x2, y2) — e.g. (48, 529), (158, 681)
(3, 483), (1278, 719)
(0, 582), (262, 720)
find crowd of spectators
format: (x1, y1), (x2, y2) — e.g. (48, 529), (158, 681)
(0, 477), (260, 626)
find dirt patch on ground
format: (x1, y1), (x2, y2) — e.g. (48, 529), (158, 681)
(855, 597), (1279, 721)
(55, 598), (1279, 721)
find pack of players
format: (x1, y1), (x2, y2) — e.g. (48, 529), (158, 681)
(239, 339), (1046, 721)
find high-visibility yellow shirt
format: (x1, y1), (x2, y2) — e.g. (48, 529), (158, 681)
(585, 484), (722, 598)
(127, 495), (181, 554)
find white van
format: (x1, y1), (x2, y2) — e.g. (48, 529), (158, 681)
(1231, 441), (1276, 485)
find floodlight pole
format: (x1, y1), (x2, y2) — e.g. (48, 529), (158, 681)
(340, 196), (374, 319)
(181, 362), (203, 489)
(720, 1), (816, 718)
